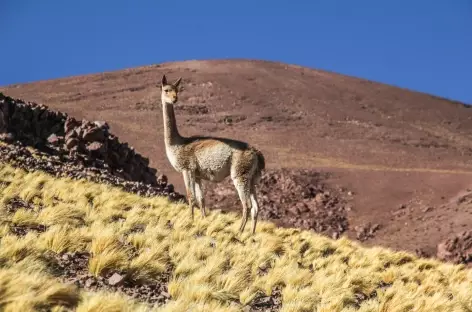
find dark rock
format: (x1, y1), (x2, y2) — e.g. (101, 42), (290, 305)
(65, 129), (78, 141)
(65, 117), (80, 133)
(165, 184), (174, 193)
(39, 109), (50, 120)
(247, 287), (283, 311)
(82, 127), (106, 142)
(0, 110), (6, 132)
(65, 138), (79, 149)
(157, 174), (168, 185)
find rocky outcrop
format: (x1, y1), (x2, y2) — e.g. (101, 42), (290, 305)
(0, 93), (158, 185)
(0, 142), (183, 202)
(437, 231), (472, 265)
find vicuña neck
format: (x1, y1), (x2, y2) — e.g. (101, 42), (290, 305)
(162, 102), (183, 146)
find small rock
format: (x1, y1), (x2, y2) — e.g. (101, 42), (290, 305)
(210, 239), (216, 248)
(355, 222), (380, 241)
(224, 116), (233, 124)
(422, 206), (433, 213)
(157, 174), (168, 184)
(315, 193), (325, 204)
(296, 202), (310, 213)
(288, 205), (300, 216)
(93, 120), (110, 130)
(65, 129), (79, 141)
(0, 132), (15, 142)
(415, 248), (429, 258)
(258, 296), (271, 304)
(437, 242), (454, 261)
(47, 133), (60, 145)
(108, 272), (125, 286)
(165, 184), (174, 192)
(371, 223), (380, 233)
(87, 142), (106, 154)
(85, 278), (96, 288)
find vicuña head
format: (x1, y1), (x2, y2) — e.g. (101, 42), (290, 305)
(159, 74), (266, 235)
(161, 74), (182, 105)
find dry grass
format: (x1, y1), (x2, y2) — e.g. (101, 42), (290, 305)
(1, 164), (472, 312)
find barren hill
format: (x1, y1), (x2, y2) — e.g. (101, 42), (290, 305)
(2, 59), (472, 258)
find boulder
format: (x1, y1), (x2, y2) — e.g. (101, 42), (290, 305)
(82, 127), (106, 142)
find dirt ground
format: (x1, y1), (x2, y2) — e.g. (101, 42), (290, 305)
(2, 59), (472, 260)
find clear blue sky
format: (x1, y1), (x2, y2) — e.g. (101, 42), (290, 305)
(1, 0), (471, 103)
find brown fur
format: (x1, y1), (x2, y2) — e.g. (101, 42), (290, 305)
(159, 74), (265, 234)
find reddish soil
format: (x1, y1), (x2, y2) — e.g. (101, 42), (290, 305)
(2, 59), (472, 260)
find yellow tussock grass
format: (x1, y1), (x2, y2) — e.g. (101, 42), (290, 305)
(0, 163), (472, 311)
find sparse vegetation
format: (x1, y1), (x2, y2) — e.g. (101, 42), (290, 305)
(1, 163), (472, 311)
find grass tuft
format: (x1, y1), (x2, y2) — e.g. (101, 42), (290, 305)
(0, 267), (79, 312)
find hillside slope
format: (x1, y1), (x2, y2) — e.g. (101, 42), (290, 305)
(2, 59), (472, 257)
(1, 163), (472, 312)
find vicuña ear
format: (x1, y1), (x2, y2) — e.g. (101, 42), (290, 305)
(161, 75), (168, 86)
(173, 77), (182, 88)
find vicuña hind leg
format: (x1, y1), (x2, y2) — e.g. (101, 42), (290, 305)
(195, 178), (206, 217)
(250, 186), (259, 234)
(183, 170), (197, 220)
(233, 177), (252, 233)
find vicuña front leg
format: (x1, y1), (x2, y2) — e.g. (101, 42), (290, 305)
(183, 170), (197, 220)
(195, 178), (206, 217)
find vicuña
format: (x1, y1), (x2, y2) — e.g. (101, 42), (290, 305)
(159, 74), (265, 234)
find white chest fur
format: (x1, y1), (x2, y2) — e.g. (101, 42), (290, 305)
(165, 146), (180, 171)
